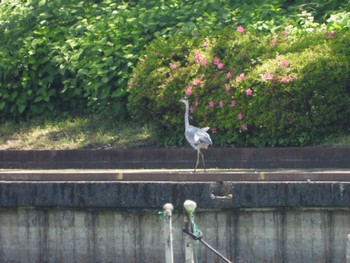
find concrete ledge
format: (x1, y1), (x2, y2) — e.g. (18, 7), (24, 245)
(1, 181), (349, 209)
(1, 147), (350, 169)
(1, 168), (350, 181)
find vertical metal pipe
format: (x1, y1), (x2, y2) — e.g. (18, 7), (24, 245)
(346, 233), (350, 263)
(163, 203), (174, 263)
(184, 213), (195, 263)
(183, 200), (197, 263)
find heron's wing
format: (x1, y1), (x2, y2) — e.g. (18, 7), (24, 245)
(185, 125), (213, 148)
(194, 130), (213, 145)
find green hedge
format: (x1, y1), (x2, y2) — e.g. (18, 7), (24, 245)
(1, 0), (349, 121)
(128, 26), (350, 146)
(0, 0), (284, 120)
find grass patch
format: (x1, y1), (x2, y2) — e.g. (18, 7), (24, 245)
(320, 134), (350, 147)
(0, 116), (157, 150)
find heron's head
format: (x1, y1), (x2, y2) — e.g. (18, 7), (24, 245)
(180, 97), (188, 104)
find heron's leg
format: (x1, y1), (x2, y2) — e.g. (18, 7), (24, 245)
(194, 150), (200, 173)
(199, 151), (206, 173)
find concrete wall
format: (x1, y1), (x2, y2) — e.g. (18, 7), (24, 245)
(0, 181), (350, 263)
(0, 207), (350, 263)
(1, 147), (350, 262)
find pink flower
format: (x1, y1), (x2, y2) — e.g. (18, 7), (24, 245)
(185, 86), (193, 95)
(170, 63), (177, 69)
(237, 112), (243, 120)
(213, 57), (220, 65)
(193, 79), (202, 86)
(217, 63), (224, 69)
(241, 124), (248, 131)
(281, 60), (289, 67)
(208, 101), (215, 108)
(225, 85), (231, 91)
(195, 50), (201, 62)
(189, 107), (194, 113)
(219, 101), (225, 107)
(239, 73), (245, 80)
(281, 77), (290, 83)
(327, 32), (335, 38)
(237, 25), (244, 33)
(203, 41), (208, 47)
(245, 88), (253, 96)
(200, 59), (207, 66)
(211, 127), (217, 134)
(226, 72), (232, 78)
(194, 100), (199, 107)
(230, 101), (237, 107)
(262, 73), (274, 81)
(272, 39), (278, 46)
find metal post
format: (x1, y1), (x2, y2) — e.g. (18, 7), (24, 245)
(182, 200), (232, 263)
(183, 200), (197, 263)
(346, 233), (350, 263)
(184, 213), (195, 263)
(163, 203), (174, 263)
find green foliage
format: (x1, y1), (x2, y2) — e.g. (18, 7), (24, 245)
(0, 0), (349, 151)
(128, 26), (350, 146)
(0, 0), (264, 120)
(1, 0), (348, 120)
(0, 0), (151, 119)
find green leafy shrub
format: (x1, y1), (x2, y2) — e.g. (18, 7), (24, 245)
(128, 27), (350, 146)
(1, 0), (348, 120)
(0, 0), (266, 120)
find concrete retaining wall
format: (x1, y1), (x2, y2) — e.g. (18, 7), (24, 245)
(1, 148), (350, 262)
(0, 181), (350, 263)
(1, 207), (349, 263)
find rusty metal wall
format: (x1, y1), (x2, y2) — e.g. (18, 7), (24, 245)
(0, 207), (349, 263)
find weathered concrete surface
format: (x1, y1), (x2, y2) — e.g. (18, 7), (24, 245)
(1, 147), (350, 169)
(1, 146), (350, 262)
(0, 207), (349, 263)
(1, 168), (350, 181)
(0, 175), (349, 262)
(0, 181), (350, 209)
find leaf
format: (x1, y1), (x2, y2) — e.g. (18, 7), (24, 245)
(18, 104), (26, 114)
(124, 54), (134, 59)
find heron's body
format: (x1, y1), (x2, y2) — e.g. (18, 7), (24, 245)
(185, 125), (212, 150)
(180, 97), (212, 172)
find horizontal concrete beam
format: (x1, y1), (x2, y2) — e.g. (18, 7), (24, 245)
(0, 169), (350, 181)
(1, 147), (350, 169)
(1, 181), (349, 209)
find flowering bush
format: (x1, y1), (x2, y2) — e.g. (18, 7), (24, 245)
(128, 26), (350, 146)
(0, 0), (261, 120)
(1, 0), (348, 122)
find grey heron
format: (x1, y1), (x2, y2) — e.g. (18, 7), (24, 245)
(180, 97), (213, 173)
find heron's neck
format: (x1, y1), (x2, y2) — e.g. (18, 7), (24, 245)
(184, 102), (190, 128)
